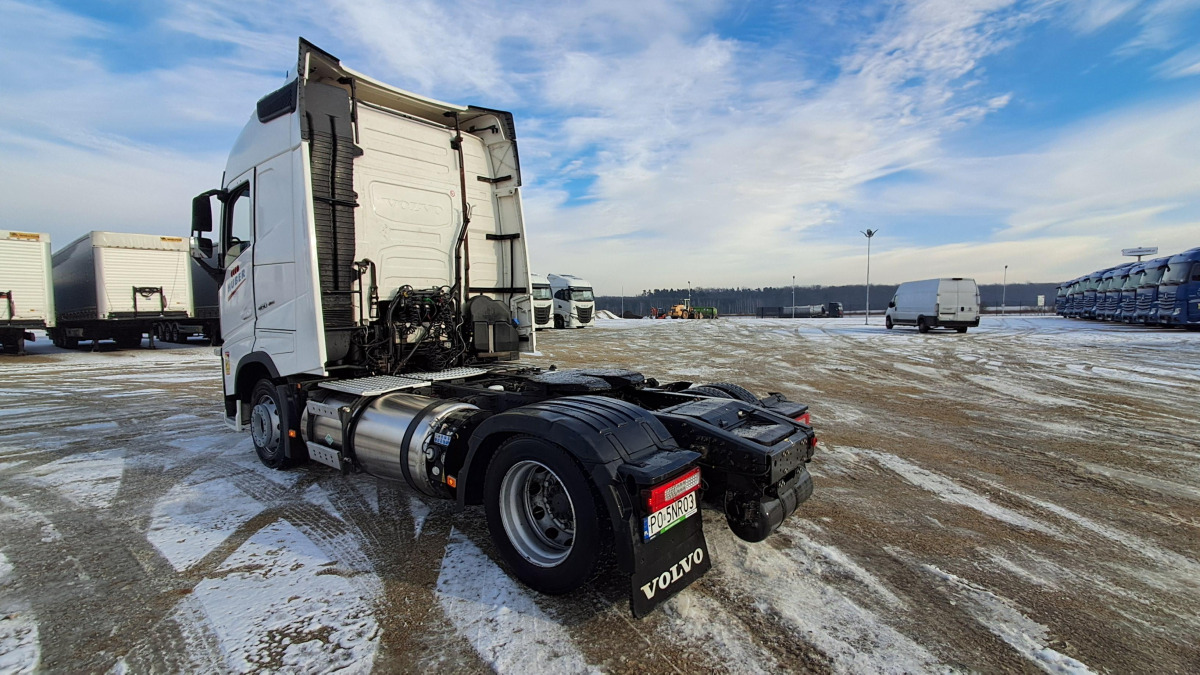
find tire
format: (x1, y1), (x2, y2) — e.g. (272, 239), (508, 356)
(484, 436), (608, 595)
(700, 382), (759, 403)
(554, 314), (565, 329)
(956, 327), (968, 333)
(115, 332), (142, 349)
(250, 379), (291, 470)
(685, 385), (737, 399)
(885, 316), (893, 330)
(917, 317), (929, 333)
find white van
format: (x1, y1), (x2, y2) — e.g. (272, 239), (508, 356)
(885, 278), (980, 333)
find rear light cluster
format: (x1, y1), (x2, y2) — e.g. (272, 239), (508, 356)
(645, 467), (701, 512)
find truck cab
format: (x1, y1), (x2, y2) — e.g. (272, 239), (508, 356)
(1116, 264), (1144, 323)
(1135, 257), (1170, 325)
(548, 273), (595, 328)
(1097, 266), (1131, 321)
(1157, 248), (1200, 328)
(530, 273), (553, 330)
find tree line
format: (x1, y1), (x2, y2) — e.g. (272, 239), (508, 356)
(596, 283), (1059, 316)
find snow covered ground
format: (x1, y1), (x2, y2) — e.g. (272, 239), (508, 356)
(0, 318), (1197, 672)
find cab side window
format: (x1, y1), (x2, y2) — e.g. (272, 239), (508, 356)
(224, 184), (252, 267)
(555, 289), (568, 301)
(1192, 263), (1200, 282)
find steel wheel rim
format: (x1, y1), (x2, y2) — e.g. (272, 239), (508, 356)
(250, 394), (280, 452)
(499, 460), (575, 567)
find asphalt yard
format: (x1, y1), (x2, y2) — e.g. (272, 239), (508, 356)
(1, 316), (1197, 673)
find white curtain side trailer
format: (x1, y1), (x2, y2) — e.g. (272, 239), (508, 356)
(0, 230), (55, 355)
(50, 231), (194, 349)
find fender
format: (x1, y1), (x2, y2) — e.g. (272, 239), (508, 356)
(459, 396), (703, 601)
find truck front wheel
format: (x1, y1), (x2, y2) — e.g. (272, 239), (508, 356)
(917, 317), (929, 333)
(250, 379), (291, 470)
(484, 436), (608, 595)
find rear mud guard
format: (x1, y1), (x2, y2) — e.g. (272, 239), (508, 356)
(461, 396), (710, 616)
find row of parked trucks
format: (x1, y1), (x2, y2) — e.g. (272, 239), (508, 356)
(530, 273), (596, 329)
(1056, 247), (1200, 328)
(0, 230), (220, 354)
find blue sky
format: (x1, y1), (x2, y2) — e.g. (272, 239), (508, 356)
(2, 0), (1199, 291)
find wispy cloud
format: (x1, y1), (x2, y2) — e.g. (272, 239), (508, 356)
(0, 0), (1197, 290)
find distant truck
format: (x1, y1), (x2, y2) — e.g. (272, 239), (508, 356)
(885, 278), (980, 333)
(756, 302), (842, 318)
(1158, 247), (1200, 328)
(0, 230), (55, 355)
(151, 258), (222, 343)
(530, 273), (553, 330)
(1134, 257), (1170, 324)
(548, 273), (595, 328)
(49, 231), (193, 349)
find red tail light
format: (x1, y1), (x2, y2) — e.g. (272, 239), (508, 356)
(795, 412), (811, 426)
(645, 467), (701, 512)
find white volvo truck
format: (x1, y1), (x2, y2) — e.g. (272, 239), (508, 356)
(191, 40), (816, 617)
(0, 230), (55, 355)
(548, 273), (596, 328)
(530, 272), (553, 330)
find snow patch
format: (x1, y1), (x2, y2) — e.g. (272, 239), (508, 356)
(924, 564), (1095, 674)
(408, 496), (430, 539)
(436, 528), (597, 674)
(712, 513), (941, 673)
(185, 520), (378, 672)
(23, 449), (125, 509)
(0, 552), (40, 674)
(860, 449), (1062, 537)
(147, 469), (266, 571)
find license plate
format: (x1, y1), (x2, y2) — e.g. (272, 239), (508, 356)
(643, 492), (698, 541)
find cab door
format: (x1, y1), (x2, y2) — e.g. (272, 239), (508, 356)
(220, 173), (256, 385)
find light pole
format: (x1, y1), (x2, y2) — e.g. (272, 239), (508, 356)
(1001, 265), (1008, 316)
(861, 229), (878, 325)
(687, 281), (691, 310)
(792, 275), (795, 319)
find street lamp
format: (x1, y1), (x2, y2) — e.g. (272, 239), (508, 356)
(860, 229), (878, 325)
(687, 280), (691, 309)
(1001, 265), (1008, 316)
(792, 275), (795, 319)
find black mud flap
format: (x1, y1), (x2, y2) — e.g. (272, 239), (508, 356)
(628, 506), (711, 618)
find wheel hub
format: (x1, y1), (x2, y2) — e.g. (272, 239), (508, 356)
(250, 397), (280, 450)
(499, 460), (576, 567)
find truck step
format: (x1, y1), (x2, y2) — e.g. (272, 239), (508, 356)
(306, 441), (345, 471)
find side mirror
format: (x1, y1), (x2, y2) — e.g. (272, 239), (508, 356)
(191, 189), (225, 233)
(191, 235), (214, 260)
(888, 301), (895, 308)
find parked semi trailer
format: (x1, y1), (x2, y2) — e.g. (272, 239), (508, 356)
(0, 230), (55, 355)
(188, 40), (816, 617)
(49, 231), (192, 349)
(152, 258), (222, 344)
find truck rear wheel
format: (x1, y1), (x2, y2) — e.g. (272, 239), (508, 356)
(484, 436), (607, 595)
(956, 326), (968, 333)
(250, 379), (291, 470)
(917, 317), (929, 333)
(697, 382), (759, 403)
